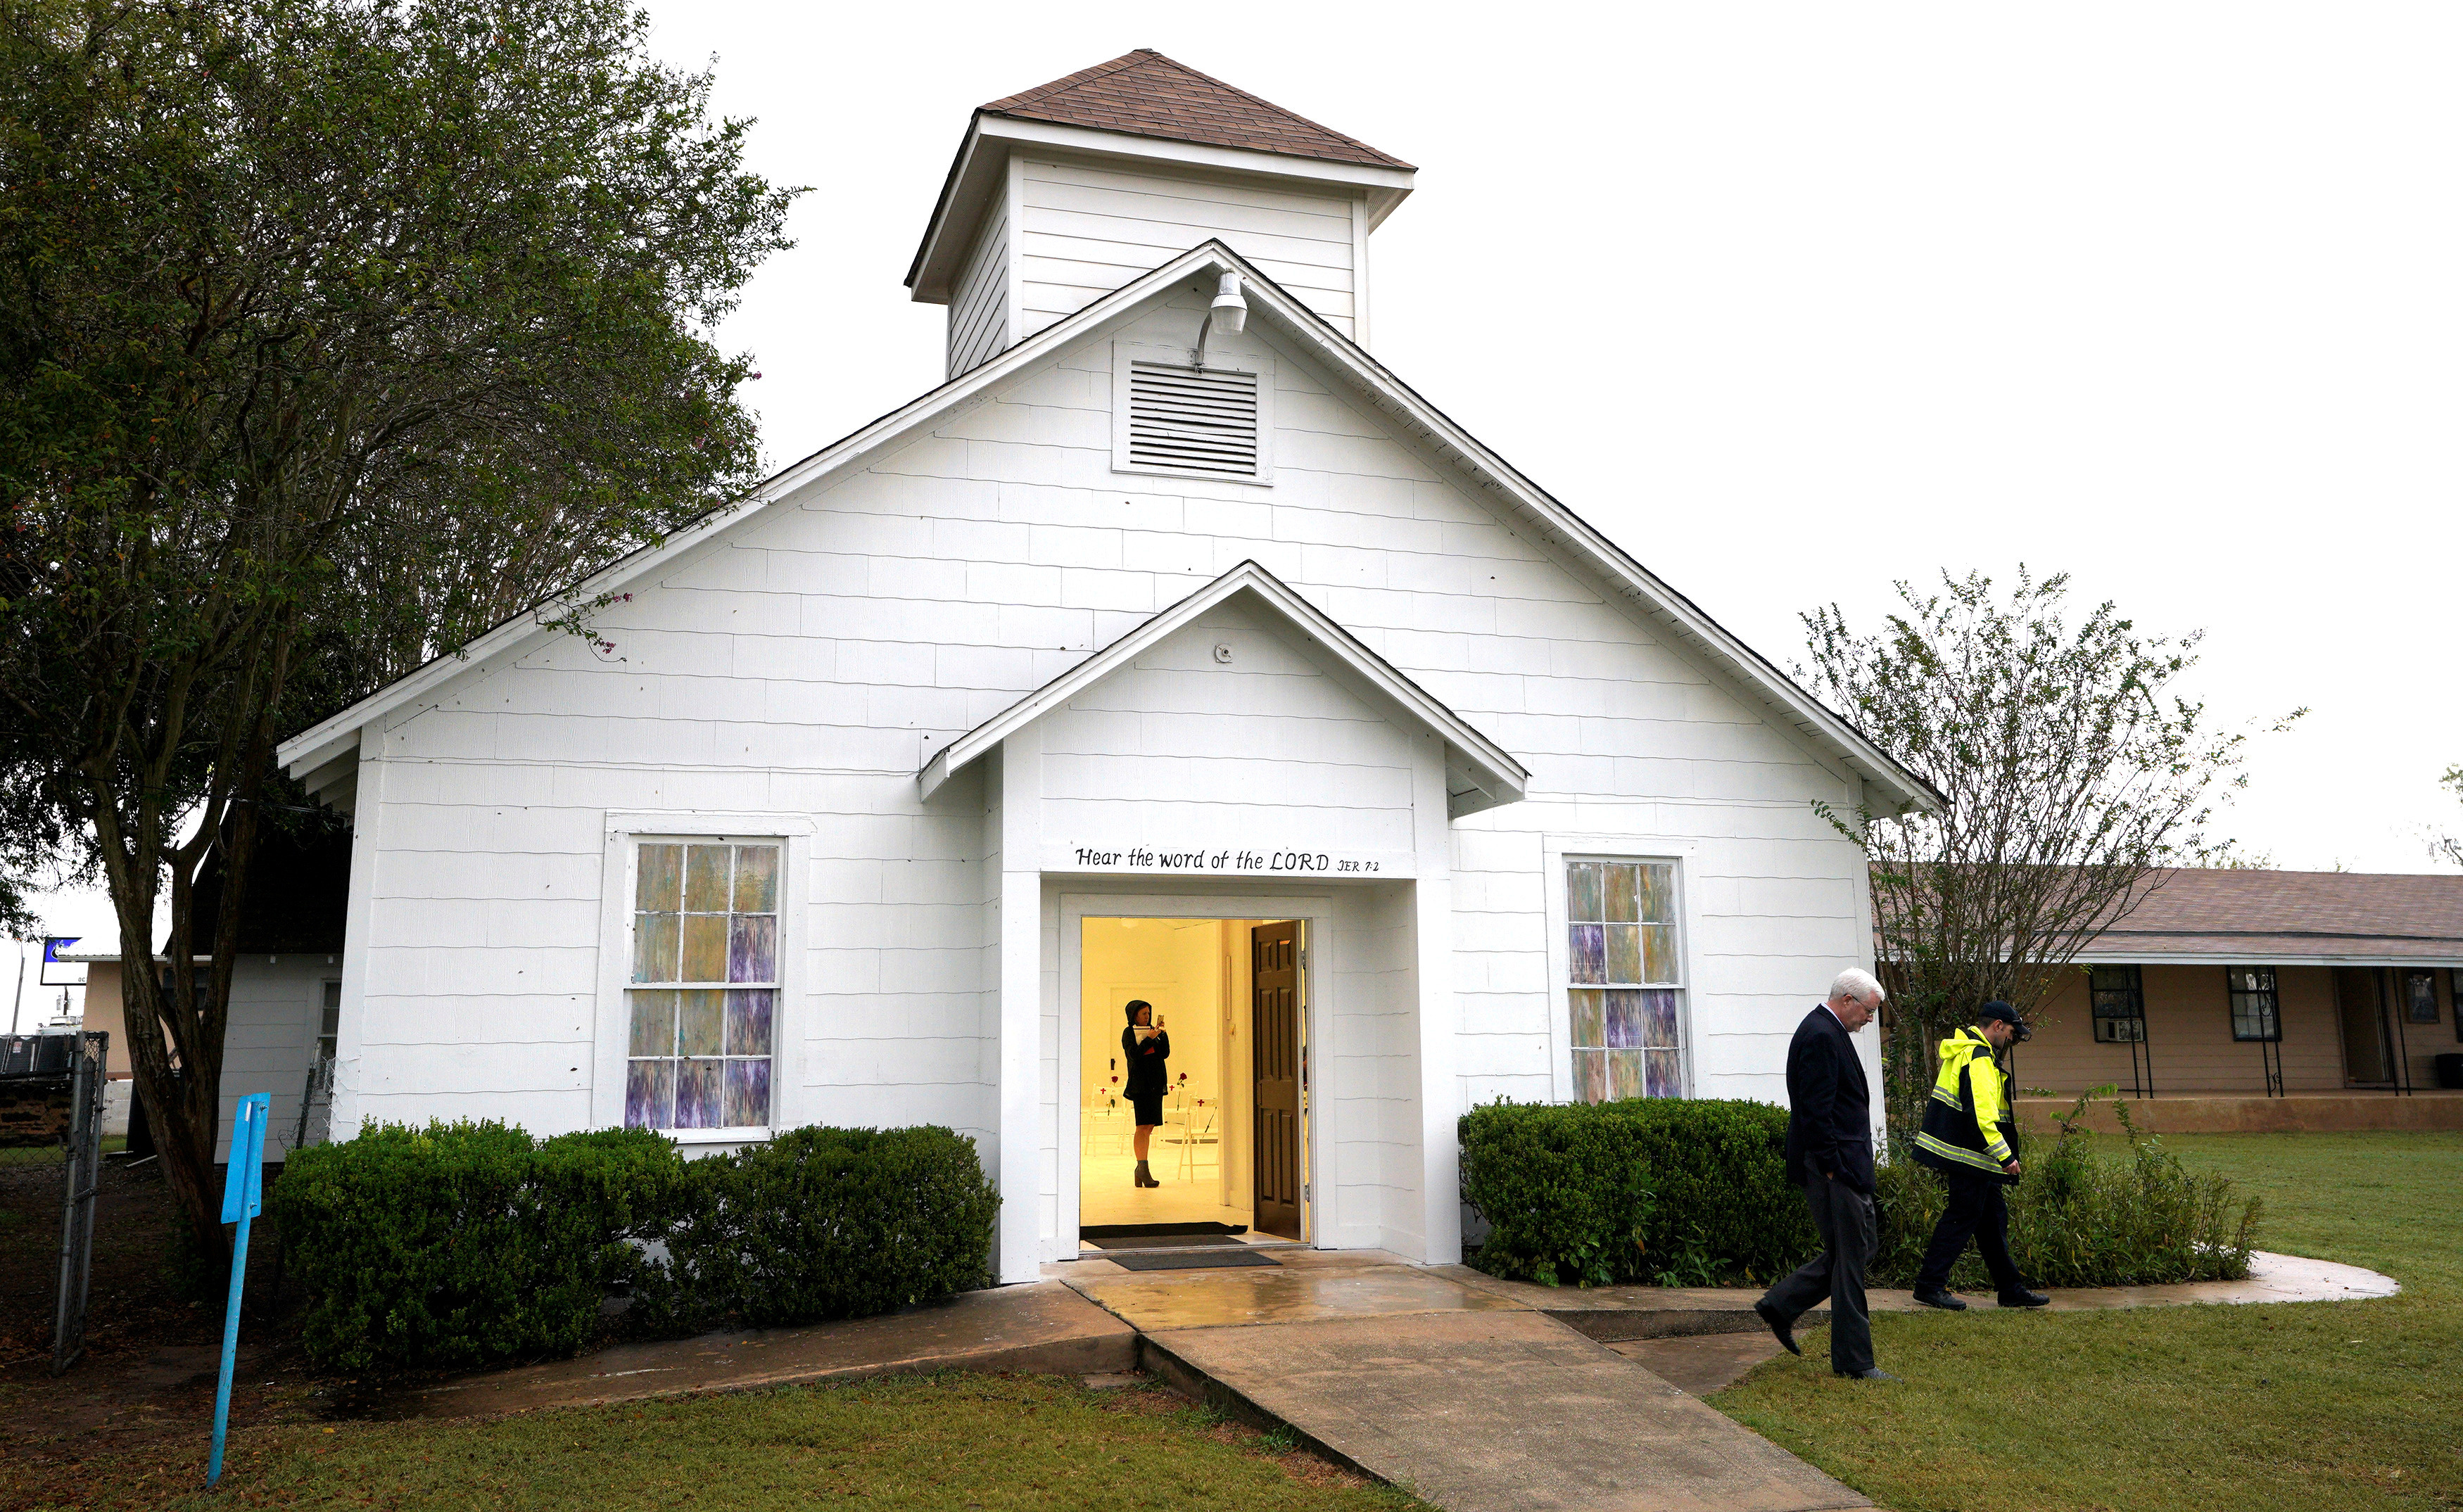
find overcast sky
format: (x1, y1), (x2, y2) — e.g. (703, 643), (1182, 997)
(15, 4), (2458, 1004)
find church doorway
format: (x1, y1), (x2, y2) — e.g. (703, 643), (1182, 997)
(1076, 916), (1309, 1250)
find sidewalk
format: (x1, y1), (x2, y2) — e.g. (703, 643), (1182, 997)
(383, 1246), (2398, 1512)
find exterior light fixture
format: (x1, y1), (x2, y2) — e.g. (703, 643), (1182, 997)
(1191, 271), (1247, 367)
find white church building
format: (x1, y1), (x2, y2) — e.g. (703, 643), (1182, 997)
(274, 50), (1924, 1283)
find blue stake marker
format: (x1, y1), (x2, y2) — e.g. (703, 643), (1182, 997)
(208, 1093), (269, 1489)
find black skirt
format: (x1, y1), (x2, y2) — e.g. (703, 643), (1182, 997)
(1129, 1092), (1164, 1127)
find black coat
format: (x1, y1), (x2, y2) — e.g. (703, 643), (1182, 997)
(1121, 1027), (1171, 1098)
(1780, 1005), (1875, 1194)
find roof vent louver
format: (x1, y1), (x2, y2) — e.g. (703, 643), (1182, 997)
(1128, 362), (1259, 478)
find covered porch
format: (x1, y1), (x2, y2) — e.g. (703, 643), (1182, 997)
(2006, 870), (2463, 1130)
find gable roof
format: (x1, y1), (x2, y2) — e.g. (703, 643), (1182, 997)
(2077, 868), (2463, 965)
(918, 560), (1528, 815)
(983, 50), (1411, 170)
(279, 240), (1939, 818)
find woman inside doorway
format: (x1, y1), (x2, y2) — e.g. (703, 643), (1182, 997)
(1122, 999), (1170, 1188)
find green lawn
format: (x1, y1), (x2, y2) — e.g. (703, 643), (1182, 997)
(2, 1371), (1427, 1511)
(1712, 1131), (2463, 1512)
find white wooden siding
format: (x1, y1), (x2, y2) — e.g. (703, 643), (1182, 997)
(1015, 158), (1357, 341)
(332, 298), (1872, 1259)
(946, 202), (1009, 379)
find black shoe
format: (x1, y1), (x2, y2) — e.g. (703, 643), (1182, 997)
(1997, 1289), (2050, 1308)
(1911, 1288), (1968, 1311)
(1834, 1367), (1897, 1380)
(1753, 1300), (1800, 1357)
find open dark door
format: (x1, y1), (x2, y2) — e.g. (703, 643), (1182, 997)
(1251, 921), (1303, 1240)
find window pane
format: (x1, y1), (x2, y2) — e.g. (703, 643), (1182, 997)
(1638, 989), (1679, 1049)
(1568, 863), (1605, 923)
(628, 990), (678, 1057)
(1604, 989), (1642, 1048)
(674, 1060), (723, 1129)
(677, 990), (724, 1056)
(1645, 1048), (1682, 1098)
(1574, 1049), (1607, 1104)
(1605, 925), (1642, 984)
(725, 1058), (771, 1127)
(728, 915), (778, 984)
(635, 844), (683, 913)
(1640, 925), (1677, 984)
(683, 844), (732, 913)
(1604, 865), (1640, 923)
(1638, 864), (1673, 924)
(726, 989), (774, 1057)
(1569, 925), (1606, 984)
(624, 1060), (674, 1130)
(633, 915), (679, 984)
(734, 845), (780, 913)
(1568, 989), (1605, 1049)
(1604, 1048), (1645, 1100)
(680, 914), (728, 983)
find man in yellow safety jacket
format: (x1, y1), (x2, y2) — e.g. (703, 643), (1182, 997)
(1910, 1001), (2049, 1310)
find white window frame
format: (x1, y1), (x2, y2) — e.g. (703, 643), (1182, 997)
(1109, 336), (1277, 485)
(1540, 837), (1701, 1105)
(593, 814), (812, 1143)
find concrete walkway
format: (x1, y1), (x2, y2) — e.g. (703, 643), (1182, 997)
(1433, 1249), (2400, 1342)
(384, 1245), (2398, 1511)
(396, 1282), (1132, 1418)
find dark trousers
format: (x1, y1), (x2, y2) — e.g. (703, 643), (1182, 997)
(1759, 1174), (1875, 1374)
(1915, 1168), (2024, 1294)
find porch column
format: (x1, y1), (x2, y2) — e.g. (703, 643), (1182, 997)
(996, 732), (1045, 1283)
(1411, 732), (1462, 1266)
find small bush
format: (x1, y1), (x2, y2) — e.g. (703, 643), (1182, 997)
(272, 1122), (678, 1373)
(274, 1121), (998, 1374)
(630, 1124), (999, 1335)
(1460, 1098), (1816, 1287)
(1873, 1090), (2260, 1288)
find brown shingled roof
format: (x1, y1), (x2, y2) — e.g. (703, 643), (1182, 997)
(2089, 868), (2463, 960)
(982, 50), (1412, 171)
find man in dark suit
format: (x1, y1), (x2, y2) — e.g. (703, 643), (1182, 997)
(1755, 967), (1889, 1380)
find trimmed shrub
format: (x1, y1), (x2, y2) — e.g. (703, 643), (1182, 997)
(1873, 1092), (2260, 1288)
(274, 1121), (998, 1374)
(1460, 1098), (1816, 1287)
(272, 1122), (680, 1373)
(628, 1124), (1000, 1335)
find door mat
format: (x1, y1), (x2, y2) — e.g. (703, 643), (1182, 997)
(1090, 1233), (1251, 1250)
(1080, 1222), (1247, 1240)
(1105, 1250), (1281, 1271)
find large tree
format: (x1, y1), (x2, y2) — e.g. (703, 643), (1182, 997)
(1800, 569), (2298, 1132)
(0, 0), (795, 1271)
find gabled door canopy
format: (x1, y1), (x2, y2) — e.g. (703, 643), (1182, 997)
(917, 560), (1529, 818)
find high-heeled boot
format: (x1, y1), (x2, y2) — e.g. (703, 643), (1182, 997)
(1134, 1160), (1156, 1188)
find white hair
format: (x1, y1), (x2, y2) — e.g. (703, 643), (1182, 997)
(1828, 967), (1885, 1006)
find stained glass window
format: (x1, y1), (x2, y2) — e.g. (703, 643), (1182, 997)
(2226, 965), (2279, 1043)
(1566, 859), (1683, 1102)
(626, 841), (779, 1131)
(2090, 964), (2146, 1043)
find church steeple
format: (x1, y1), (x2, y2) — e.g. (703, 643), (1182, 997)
(908, 51), (1416, 379)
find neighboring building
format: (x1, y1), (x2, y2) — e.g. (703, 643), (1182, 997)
(272, 51), (1936, 1281)
(72, 829), (350, 1157)
(2017, 869), (2463, 1107)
